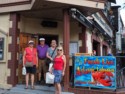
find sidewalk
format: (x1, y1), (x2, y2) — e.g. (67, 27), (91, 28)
(0, 88), (9, 94)
(1, 85), (74, 94)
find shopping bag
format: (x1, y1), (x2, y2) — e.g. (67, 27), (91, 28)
(46, 72), (55, 84)
(22, 66), (26, 75)
(48, 63), (53, 72)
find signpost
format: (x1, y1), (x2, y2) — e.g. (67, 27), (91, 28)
(74, 56), (116, 89)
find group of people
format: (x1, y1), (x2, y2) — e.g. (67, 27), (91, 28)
(23, 38), (66, 94)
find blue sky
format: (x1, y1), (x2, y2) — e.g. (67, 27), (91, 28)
(115, 0), (125, 27)
(116, 0), (125, 6)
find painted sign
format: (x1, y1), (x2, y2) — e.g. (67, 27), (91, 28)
(74, 56), (116, 89)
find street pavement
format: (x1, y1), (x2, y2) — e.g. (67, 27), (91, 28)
(0, 88), (9, 94)
(0, 85), (74, 94)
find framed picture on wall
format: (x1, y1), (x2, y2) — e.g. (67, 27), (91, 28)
(0, 38), (4, 60)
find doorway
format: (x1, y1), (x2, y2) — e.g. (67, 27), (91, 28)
(38, 34), (58, 46)
(18, 33), (38, 84)
(38, 34), (58, 82)
(92, 40), (100, 56)
(18, 33), (59, 84)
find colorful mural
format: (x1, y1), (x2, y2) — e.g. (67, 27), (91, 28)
(74, 56), (116, 89)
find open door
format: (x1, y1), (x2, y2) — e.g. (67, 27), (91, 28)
(18, 33), (38, 84)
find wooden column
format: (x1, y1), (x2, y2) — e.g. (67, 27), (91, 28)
(7, 13), (20, 86)
(63, 9), (70, 91)
(79, 25), (87, 53)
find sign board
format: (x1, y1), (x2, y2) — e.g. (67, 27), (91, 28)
(74, 56), (116, 89)
(70, 8), (93, 29)
(0, 38), (4, 60)
(92, 13), (113, 38)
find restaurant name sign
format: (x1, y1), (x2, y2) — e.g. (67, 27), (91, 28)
(74, 56), (116, 89)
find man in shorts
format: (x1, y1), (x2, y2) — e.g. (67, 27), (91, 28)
(37, 38), (49, 84)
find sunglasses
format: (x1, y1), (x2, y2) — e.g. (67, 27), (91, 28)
(57, 49), (62, 51)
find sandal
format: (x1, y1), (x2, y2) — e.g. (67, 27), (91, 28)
(24, 86), (28, 89)
(31, 86), (35, 90)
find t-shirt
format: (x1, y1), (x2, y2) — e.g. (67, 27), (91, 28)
(37, 44), (49, 59)
(47, 47), (57, 59)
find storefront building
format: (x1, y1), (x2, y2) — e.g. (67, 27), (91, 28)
(1, 0), (123, 94)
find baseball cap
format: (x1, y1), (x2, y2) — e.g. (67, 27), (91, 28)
(28, 40), (34, 44)
(39, 38), (45, 41)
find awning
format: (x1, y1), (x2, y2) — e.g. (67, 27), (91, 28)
(70, 8), (93, 29)
(108, 0), (116, 3)
(93, 20), (111, 39)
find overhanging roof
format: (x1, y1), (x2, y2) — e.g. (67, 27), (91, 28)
(46, 0), (105, 9)
(0, 0), (35, 13)
(108, 0), (116, 3)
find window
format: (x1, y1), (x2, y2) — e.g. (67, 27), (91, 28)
(0, 38), (4, 60)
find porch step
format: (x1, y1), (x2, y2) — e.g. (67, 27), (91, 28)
(5, 85), (74, 94)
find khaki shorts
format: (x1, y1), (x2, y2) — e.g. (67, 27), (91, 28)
(38, 59), (48, 73)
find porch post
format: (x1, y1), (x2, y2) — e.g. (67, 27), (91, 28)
(7, 13), (20, 86)
(63, 9), (70, 91)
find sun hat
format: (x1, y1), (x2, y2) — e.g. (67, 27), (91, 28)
(28, 40), (34, 44)
(39, 38), (45, 41)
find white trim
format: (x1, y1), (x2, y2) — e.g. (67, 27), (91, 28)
(0, 28), (8, 35)
(0, 0), (35, 13)
(46, 0), (104, 9)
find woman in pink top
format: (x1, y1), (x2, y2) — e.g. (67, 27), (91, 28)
(50, 46), (66, 94)
(23, 40), (38, 89)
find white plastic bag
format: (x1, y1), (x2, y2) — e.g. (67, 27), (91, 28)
(48, 63), (53, 72)
(22, 66), (26, 75)
(46, 72), (55, 84)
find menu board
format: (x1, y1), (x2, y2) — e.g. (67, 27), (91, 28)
(0, 38), (4, 60)
(69, 42), (79, 56)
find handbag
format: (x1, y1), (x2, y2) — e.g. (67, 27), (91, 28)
(25, 61), (33, 67)
(46, 47), (56, 66)
(25, 48), (34, 67)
